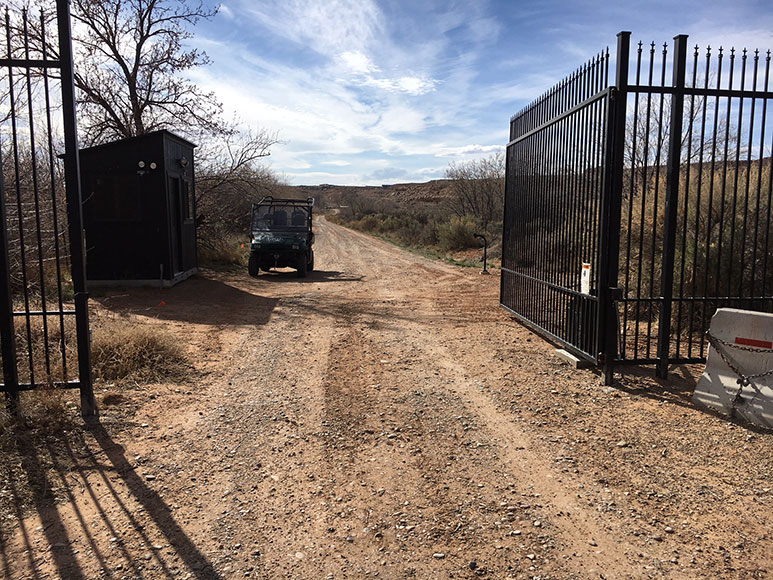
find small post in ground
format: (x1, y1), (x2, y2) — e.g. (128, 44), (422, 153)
(473, 234), (489, 275)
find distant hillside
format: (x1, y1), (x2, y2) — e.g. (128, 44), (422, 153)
(294, 179), (454, 206)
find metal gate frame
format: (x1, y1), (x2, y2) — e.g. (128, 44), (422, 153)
(503, 31), (773, 383)
(0, 1), (96, 417)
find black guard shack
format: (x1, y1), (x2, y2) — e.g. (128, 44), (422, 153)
(80, 130), (198, 287)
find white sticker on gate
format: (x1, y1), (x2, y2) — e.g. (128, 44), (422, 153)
(581, 262), (591, 295)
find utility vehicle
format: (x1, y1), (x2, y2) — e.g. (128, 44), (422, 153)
(248, 197), (314, 277)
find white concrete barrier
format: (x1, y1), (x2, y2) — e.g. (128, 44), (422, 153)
(693, 308), (773, 430)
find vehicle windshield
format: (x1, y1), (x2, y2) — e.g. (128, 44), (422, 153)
(251, 204), (310, 232)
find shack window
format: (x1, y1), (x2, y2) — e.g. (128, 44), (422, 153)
(89, 174), (141, 221)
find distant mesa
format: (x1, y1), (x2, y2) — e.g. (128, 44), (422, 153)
(294, 179), (454, 204)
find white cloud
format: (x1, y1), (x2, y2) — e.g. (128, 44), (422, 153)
(218, 4), (234, 20)
(337, 51), (437, 96)
(241, 0), (383, 56)
(187, 1), (532, 184)
(339, 51), (379, 75)
(362, 75), (437, 96)
(375, 106), (427, 134)
(433, 144), (504, 159)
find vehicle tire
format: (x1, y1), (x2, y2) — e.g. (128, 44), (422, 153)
(307, 250), (314, 272)
(248, 252), (259, 277)
(296, 255), (307, 278)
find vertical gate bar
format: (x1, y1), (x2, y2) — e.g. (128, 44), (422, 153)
(566, 71), (577, 306)
(545, 120), (554, 331)
(41, 9), (69, 381)
(750, 50), (766, 302)
(501, 131), (511, 311)
(727, 50), (747, 302)
(6, 10), (36, 385)
(700, 47), (724, 356)
(557, 79), (569, 336)
(23, 11), (52, 377)
(591, 49), (610, 293)
(569, 67), (580, 344)
(622, 43), (643, 361)
(599, 31), (630, 383)
(758, 52), (771, 304)
(0, 11), (19, 409)
(715, 49), (735, 310)
(591, 51), (607, 349)
(647, 43), (669, 360)
(739, 50), (757, 304)
(656, 34), (688, 378)
(688, 46), (712, 358)
(0, 137), (19, 410)
(576, 64), (586, 303)
(56, 0), (97, 418)
(579, 60), (593, 350)
(635, 43), (655, 361)
(676, 45), (699, 359)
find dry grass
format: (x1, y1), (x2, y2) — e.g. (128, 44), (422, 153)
(197, 233), (250, 266)
(91, 317), (190, 383)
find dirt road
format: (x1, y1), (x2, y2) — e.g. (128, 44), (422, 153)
(4, 217), (772, 579)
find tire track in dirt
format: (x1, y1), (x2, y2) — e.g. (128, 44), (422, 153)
(315, 218), (636, 577)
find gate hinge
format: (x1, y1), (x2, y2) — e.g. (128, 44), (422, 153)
(608, 86), (619, 101)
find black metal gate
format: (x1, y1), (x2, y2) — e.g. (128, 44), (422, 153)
(502, 31), (773, 382)
(0, 2), (96, 416)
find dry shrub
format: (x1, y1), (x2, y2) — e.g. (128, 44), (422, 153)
(0, 387), (79, 448)
(438, 216), (480, 251)
(91, 318), (189, 383)
(198, 233), (250, 266)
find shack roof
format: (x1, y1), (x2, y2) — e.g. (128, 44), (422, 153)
(78, 129), (197, 153)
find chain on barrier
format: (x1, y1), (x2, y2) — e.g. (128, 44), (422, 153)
(705, 330), (773, 412)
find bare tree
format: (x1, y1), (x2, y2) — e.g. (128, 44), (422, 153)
(445, 150), (505, 229)
(196, 124), (283, 229)
(72, 0), (224, 144)
(7, 0), (282, 264)
(11, 0), (225, 144)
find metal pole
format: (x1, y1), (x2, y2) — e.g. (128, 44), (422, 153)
(656, 35), (688, 379)
(57, 0), (97, 419)
(474, 234), (489, 274)
(0, 145), (19, 412)
(598, 31), (630, 385)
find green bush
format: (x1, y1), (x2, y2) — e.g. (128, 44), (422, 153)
(437, 216), (480, 251)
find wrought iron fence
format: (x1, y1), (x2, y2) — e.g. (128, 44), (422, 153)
(501, 48), (611, 362)
(502, 31), (773, 382)
(0, 1), (96, 416)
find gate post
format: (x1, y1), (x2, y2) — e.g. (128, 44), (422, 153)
(0, 153), (20, 411)
(656, 35), (688, 379)
(57, 0), (97, 419)
(598, 31), (630, 385)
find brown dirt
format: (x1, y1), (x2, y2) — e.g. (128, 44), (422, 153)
(1, 217), (771, 580)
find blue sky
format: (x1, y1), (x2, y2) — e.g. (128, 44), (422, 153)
(189, 0), (773, 185)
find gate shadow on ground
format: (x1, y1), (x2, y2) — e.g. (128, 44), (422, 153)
(1, 422), (222, 579)
(84, 422), (223, 579)
(599, 364), (700, 411)
(608, 364), (770, 431)
(612, 364), (698, 408)
(0, 426), (89, 580)
(93, 275), (279, 326)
